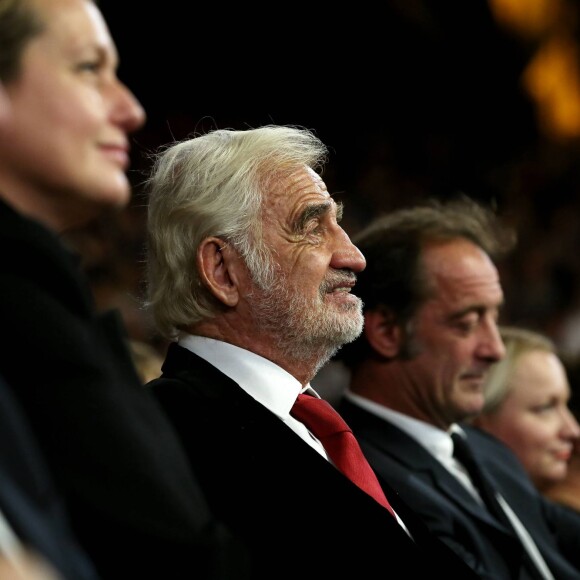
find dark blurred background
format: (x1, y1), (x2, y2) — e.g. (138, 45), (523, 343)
(84, 0), (580, 381)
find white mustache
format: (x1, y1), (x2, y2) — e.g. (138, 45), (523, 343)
(320, 271), (357, 294)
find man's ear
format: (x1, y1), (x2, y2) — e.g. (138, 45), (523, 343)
(0, 82), (11, 122)
(197, 237), (240, 307)
(363, 308), (401, 358)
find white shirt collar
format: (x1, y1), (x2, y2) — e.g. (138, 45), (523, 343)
(178, 334), (308, 419)
(344, 388), (456, 461)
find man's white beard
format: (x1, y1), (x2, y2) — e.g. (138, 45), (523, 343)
(248, 268), (364, 371)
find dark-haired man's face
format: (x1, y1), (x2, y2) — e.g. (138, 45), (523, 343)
(399, 238), (506, 428)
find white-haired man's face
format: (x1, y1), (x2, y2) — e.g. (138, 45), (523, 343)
(247, 166), (366, 364)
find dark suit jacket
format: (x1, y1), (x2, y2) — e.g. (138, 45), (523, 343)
(0, 200), (249, 579)
(0, 374), (97, 579)
(338, 398), (580, 579)
(148, 343), (480, 579)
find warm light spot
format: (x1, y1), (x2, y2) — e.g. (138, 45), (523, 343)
(488, 0), (562, 39)
(489, 0), (580, 140)
(523, 36), (580, 140)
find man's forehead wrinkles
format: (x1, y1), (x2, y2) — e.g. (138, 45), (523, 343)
(282, 167), (326, 194)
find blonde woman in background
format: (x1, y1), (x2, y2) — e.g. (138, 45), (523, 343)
(473, 326), (580, 499)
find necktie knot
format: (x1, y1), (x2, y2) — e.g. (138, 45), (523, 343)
(451, 432), (495, 507)
(451, 432), (474, 467)
(290, 393), (351, 438)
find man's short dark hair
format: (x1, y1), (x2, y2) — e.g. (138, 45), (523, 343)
(336, 195), (516, 369)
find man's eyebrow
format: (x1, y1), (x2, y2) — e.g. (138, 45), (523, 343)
(448, 303), (503, 321)
(294, 201), (331, 232)
(294, 200), (344, 233)
(447, 306), (483, 321)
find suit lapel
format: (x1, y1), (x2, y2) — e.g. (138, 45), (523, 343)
(341, 400), (509, 531)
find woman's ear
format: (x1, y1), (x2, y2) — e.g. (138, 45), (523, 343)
(363, 308), (401, 358)
(197, 237), (239, 307)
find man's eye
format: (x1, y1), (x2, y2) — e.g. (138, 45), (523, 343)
(305, 220), (323, 235)
(457, 316), (477, 330)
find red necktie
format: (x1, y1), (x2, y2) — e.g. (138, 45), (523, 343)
(291, 393), (395, 517)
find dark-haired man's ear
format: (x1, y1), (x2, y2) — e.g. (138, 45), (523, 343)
(363, 308), (401, 359)
(0, 82), (11, 121)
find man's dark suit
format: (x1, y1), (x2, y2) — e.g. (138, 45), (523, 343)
(0, 200), (249, 580)
(0, 374), (97, 579)
(338, 398), (580, 579)
(148, 343), (480, 579)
